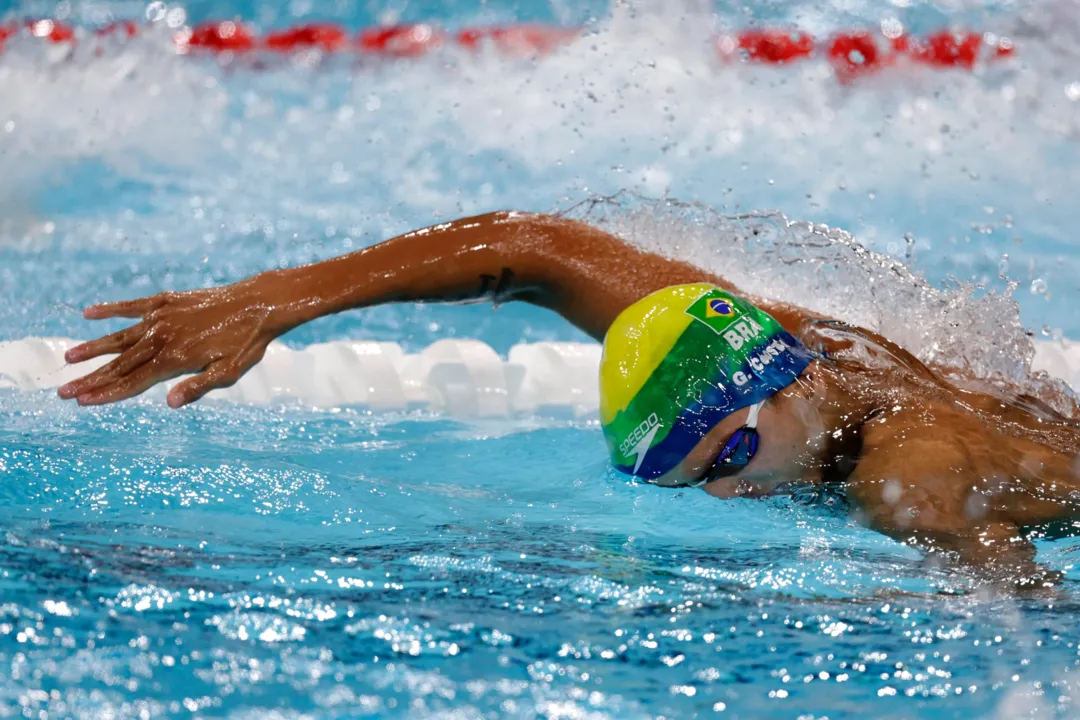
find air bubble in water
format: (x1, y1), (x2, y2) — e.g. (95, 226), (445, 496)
(146, 2), (166, 22)
(880, 19), (904, 40)
(1042, 326), (1065, 341)
(166, 7), (187, 29)
(1031, 278), (1047, 295)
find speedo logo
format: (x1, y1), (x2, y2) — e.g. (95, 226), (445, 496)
(620, 412), (662, 475)
(721, 317), (767, 351)
(732, 338), (792, 386)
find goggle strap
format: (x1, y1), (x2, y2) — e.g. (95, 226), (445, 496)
(745, 400), (764, 429)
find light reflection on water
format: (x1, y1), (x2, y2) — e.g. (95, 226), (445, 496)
(2, 397), (1080, 717)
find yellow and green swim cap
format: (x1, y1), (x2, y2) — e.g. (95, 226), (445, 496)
(599, 283), (814, 480)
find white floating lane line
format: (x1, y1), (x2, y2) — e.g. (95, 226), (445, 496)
(0, 337), (602, 418)
(0, 337), (1073, 418)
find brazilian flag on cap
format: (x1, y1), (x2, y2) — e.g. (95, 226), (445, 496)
(599, 284), (814, 480)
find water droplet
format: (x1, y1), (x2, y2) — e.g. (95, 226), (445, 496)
(882, 479), (902, 505)
(1030, 278), (1047, 295)
(964, 492), (989, 520)
(145, 1), (166, 21)
(165, 7), (187, 28)
(880, 18), (904, 39)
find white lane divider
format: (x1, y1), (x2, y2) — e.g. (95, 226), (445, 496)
(0, 336), (1075, 417)
(0, 337), (602, 418)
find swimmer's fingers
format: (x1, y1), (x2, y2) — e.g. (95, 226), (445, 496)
(166, 344), (268, 409)
(73, 357), (180, 406)
(58, 335), (160, 400)
(64, 323), (146, 364)
(83, 293), (170, 320)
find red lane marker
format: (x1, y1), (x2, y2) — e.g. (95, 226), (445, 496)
(827, 31), (886, 81)
(93, 20), (139, 57)
(0, 17), (1020, 76)
(993, 36), (1015, 58)
(27, 19), (74, 43)
(889, 33), (913, 55)
(357, 24), (443, 57)
(893, 30), (1011, 68)
(97, 20), (139, 39)
(735, 29), (814, 64)
(0, 22), (15, 50)
(456, 24), (578, 56)
(184, 21), (256, 52)
(265, 23), (347, 52)
(909, 30), (981, 69)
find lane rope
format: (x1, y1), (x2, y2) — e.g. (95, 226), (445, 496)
(0, 18), (1016, 80)
(1, 337), (1073, 417)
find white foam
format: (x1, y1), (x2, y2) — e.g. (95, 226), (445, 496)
(0, 24), (227, 207)
(0, 335), (1073, 416)
(2, 3), (1079, 252)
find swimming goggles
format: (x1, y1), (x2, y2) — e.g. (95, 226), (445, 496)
(671, 400), (763, 489)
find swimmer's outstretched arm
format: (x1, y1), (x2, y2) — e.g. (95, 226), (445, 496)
(59, 211), (820, 408)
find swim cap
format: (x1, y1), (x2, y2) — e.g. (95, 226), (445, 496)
(599, 283), (814, 480)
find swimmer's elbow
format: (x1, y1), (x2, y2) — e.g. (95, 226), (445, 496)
(483, 212), (588, 292)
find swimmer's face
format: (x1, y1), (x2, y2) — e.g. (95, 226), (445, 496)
(653, 368), (826, 496)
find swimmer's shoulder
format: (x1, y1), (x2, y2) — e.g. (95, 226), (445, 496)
(856, 406), (969, 463)
(843, 412), (976, 530)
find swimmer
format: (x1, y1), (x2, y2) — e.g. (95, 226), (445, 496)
(57, 211), (1080, 590)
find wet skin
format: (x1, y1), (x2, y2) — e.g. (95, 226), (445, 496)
(57, 211), (1080, 589)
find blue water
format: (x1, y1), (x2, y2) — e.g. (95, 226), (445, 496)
(4, 0), (1080, 717)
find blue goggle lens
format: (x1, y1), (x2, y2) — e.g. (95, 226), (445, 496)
(704, 427), (759, 482)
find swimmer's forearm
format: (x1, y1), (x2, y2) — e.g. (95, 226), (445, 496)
(263, 210), (549, 329)
(259, 211), (811, 340)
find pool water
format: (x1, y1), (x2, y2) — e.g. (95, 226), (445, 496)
(3, 0), (1080, 717)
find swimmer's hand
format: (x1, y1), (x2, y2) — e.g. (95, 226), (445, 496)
(58, 278), (285, 408)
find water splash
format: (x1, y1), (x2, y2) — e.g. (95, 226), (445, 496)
(564, 193), (1079, 414)
(2, 2), (1079, 251)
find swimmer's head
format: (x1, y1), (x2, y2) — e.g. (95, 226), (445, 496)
(599, 284), (815, 484)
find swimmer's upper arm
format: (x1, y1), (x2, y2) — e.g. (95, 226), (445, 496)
(508, 213), (826, 338)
